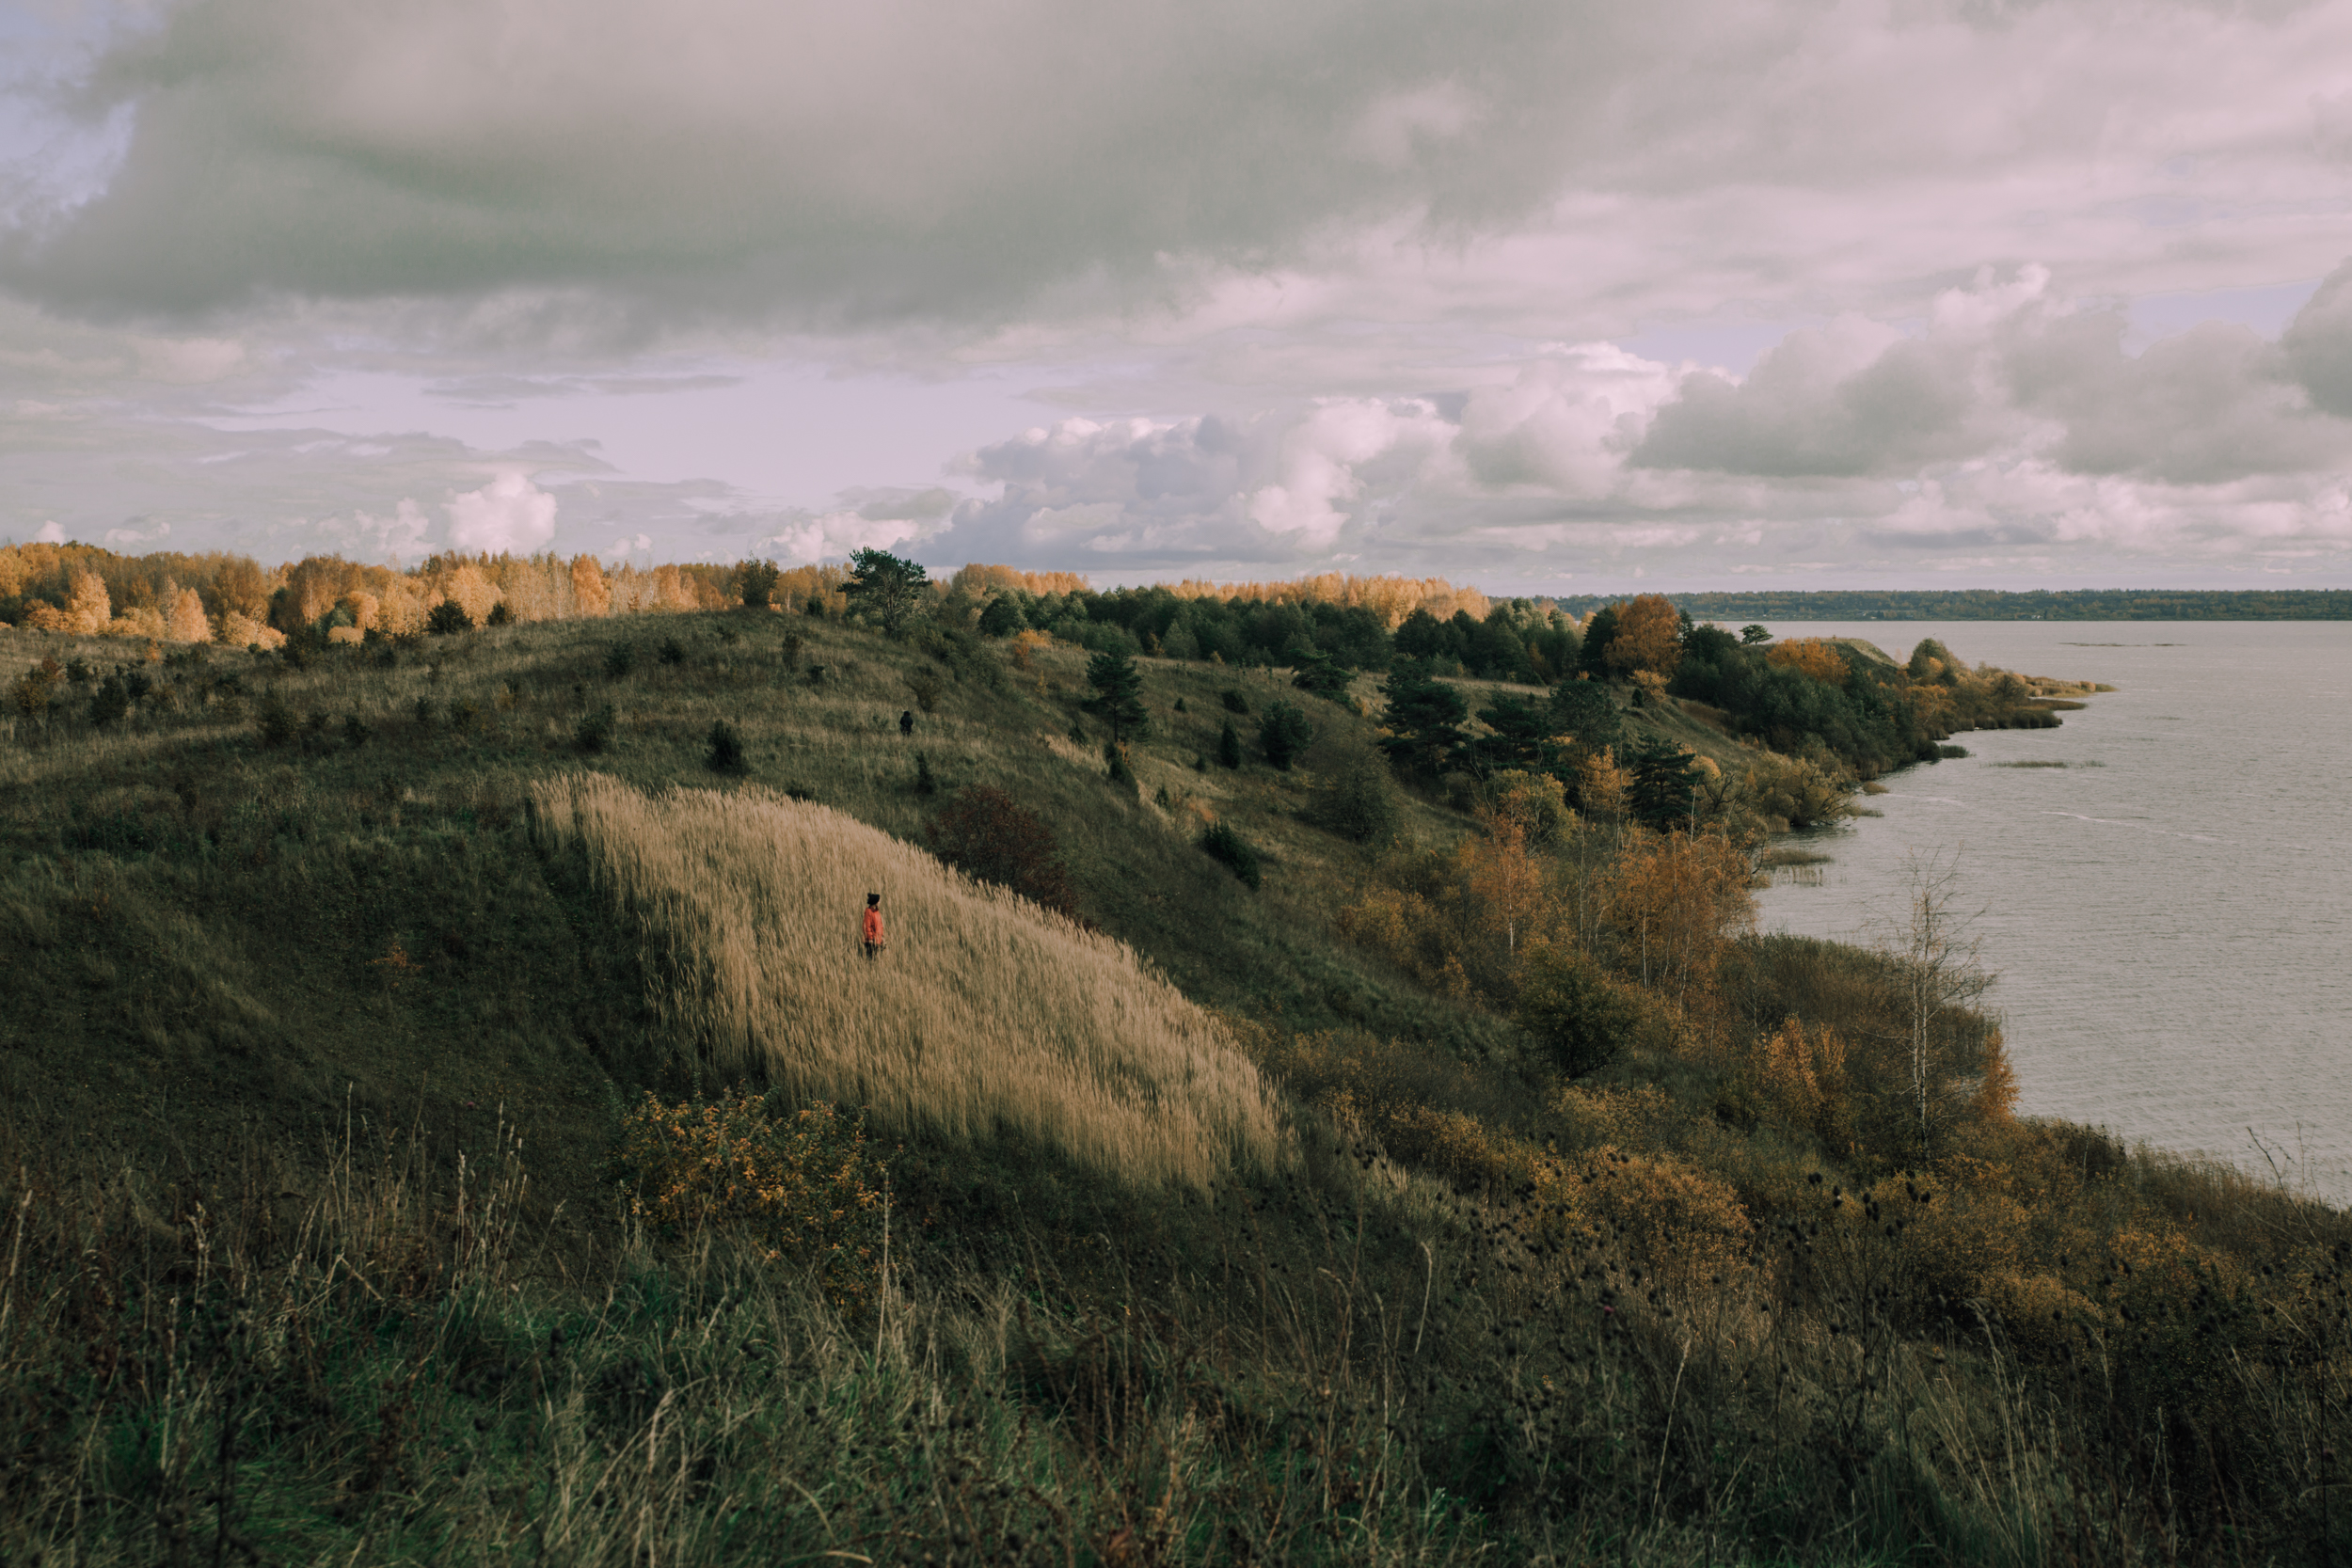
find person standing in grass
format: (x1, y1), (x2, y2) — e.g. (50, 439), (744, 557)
(862, 893), (885, 960)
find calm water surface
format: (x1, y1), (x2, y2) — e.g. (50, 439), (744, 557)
(1748, 622), (2352, 1203)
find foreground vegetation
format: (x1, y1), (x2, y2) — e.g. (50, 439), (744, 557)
(1, 584), (2345, 1565)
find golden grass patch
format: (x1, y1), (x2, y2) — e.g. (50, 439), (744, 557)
(533, 772), (1284, 1189)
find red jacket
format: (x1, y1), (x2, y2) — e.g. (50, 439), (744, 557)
(862, 909), (884, 944)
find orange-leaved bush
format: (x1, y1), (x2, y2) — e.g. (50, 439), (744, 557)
(924, 784), (1079, 919)
(613, 1087), (886, 1311)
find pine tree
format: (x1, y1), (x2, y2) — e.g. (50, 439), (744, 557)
(1085, 649), (1149, 744)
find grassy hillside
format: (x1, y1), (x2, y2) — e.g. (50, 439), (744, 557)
(2, 610), (2346, 1566)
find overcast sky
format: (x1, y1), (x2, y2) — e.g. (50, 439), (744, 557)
(7, 0), (2352, 593)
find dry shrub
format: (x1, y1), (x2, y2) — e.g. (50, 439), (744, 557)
(1007, 628), (1054, 671)
(1237, 1023), (1533, 1189)
(1979, 1269), (2103, 1354)
(1742, 1018), (1854, 1148)
(613, 1087), (885, 1311)
(1740, 752), (1852, 830)
(534, 773), (1281, 1190)
(1900, 1178), (2032, 1306)
(1335, 884), (1454, 989)
(1542, 1144), (1752, 1290)
(1550, 1083), (1685, 1153)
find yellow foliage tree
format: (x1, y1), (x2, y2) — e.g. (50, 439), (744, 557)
(167, 587), (214, 643)
(1606, 828), (1753, 1000)
(1767, 638), (1849, 687)
(569, 554), (612, 617)
(1604, 593), (1682, 677)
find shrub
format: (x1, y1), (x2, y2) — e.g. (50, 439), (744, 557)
(914, 752), (938, 796)
(575, 705), (616, 753)
(1104, 743), (1134, 788)
(485, 601), (515, 626)
(8, 658), (63, 717)
(905, 668), (945, 714)
(977, 594), (1024, 638)
(449, 697), (482, 734)
(426, 598), (472, 636)
(411, 695), (437, 725)
(1305, 752), (1401, 845)
(1514, 942), (1651, 1076)
(924, 784), (1079, 919)
(779, 631), (804, 669)
(658, 637), (686, 665)
(342, 713), (372, 747)
(1199, 820), (1263, 891)
(612, 1087), (886, 1312)
(1258, 700), (1313, 770)
(87, 673), (130, 728)
(1741, 752), (1852, 830)
(1220, 689), (1249, 714)
(604, 642), (637, 679)
(256, 690), (297, 748)
(1172, 697), (1187, 713)
(706, 719), (746, 773)
(1216, 719), (1243, 768)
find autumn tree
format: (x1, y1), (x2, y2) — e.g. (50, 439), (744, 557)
(1605, 828), (1753, 1002)
(1603, 593), (1684, 678)
(1768, 637), (1850, 687)
(570, 555), (612, 617)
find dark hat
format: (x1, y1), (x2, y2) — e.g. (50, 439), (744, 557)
(866, 892), (881, 906)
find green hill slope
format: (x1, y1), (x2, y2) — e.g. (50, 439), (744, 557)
(2, 610), (2344, 1567)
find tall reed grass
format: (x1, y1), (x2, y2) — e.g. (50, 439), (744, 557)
(532, 772), (1285, 1189)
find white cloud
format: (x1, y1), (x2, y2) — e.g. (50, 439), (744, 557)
(9, 0), (2352, 587)
(444, 471), (557, 553)
(35, 520), (66, 543)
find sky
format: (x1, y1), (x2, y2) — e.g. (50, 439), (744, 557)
(6, 0), (2352, 594)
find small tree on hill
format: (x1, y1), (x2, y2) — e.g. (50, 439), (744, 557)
(1290, 646), (1353, 702)
(1216, 719), (1243, 768)
(736, 559), (782, 610)
(843, 548), (930, 636)
(1085, 648), (1149, 744)
(1258, 700), (1313, 770)
(1516, 944), (1649, 1077)
(1376, 666), (1470, 779)
(1546, 678), (1621, 756)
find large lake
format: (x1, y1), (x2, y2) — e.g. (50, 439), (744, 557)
(1746, 621), (2352, 1205)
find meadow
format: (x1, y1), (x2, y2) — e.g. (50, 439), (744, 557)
(0, 594), (2345, 1565)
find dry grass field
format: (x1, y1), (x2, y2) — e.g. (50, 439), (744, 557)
(533, 771), (1284, 1188)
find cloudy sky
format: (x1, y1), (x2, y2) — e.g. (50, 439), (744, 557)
(7, 0), (2352, 593)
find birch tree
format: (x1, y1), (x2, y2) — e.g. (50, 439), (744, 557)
(1880, 850), (1995, 1155)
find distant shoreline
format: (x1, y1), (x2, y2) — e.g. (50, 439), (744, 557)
(1542, 589), (2352, 621)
